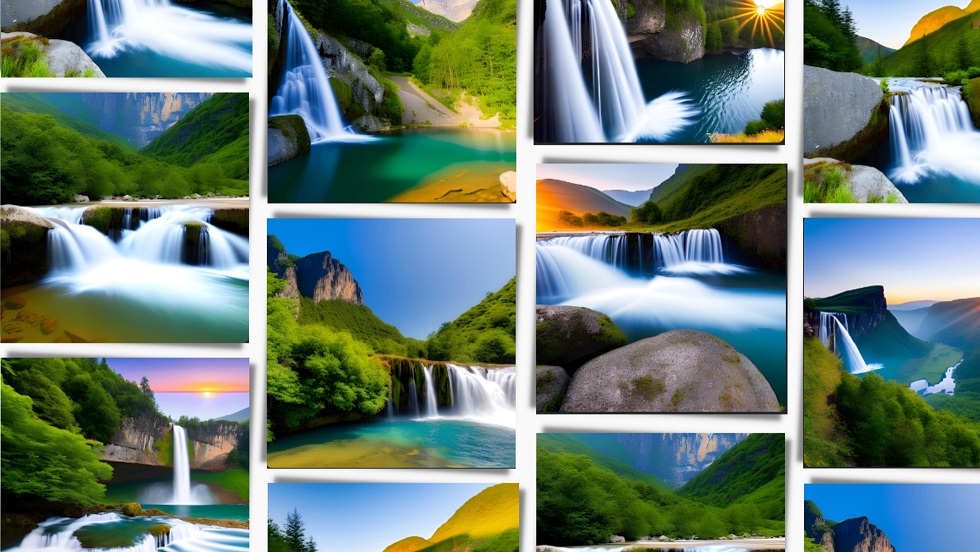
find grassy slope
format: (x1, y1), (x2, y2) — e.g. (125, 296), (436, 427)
(536, 434), (672, 490)
(378, 0), (457, 32)
(897, 343), (962, 384)
(1, 93), (132, 148)
(802, 337), (851, 467)
(811, 285), (883, 314)
(884, 11), (980, 75)
(647, 165), (711, 204)
(536, 178), (632, 231)
(430, 483), (519, 542)
(194, 469), (249, 501)
(140, 93), (250, 180)
(427, 277), (516, 362)
(856, 36), (896, 64)
(298, 298), (408, 351)
(677, 433), (785, 521)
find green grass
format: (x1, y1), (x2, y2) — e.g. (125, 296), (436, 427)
(898, 343), (963, 385)
(194, 469), (249, 502)
(803, 162), (856, 203)
(1, 36), (53, 78)
(802, 337), (852, 467)
(430, 483), (518, 542)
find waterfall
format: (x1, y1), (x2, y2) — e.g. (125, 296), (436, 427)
(84, 0), (252, 73)
(408, 376), (420, 418)
(653, 228), (727, 270)
(825, 315), (882, 375)
(423, 365), (439, 417)
(536, 0), (698, 142)
(270, 0), (361, 143)
(172, 424), (191, 505)
(886, 80), (980, 185)
(818, 311), (847, 348)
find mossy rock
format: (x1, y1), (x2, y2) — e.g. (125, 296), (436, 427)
(560, 330), (780, 413)
(81, 207), (114, 235)
(535, 366), (570, 413)
(1, 206), (53, 288)
(209, 208), (249, 236)
(268, 115), (311, 166)
(536, 305), (627, 372)
(121, 503), (143, 517)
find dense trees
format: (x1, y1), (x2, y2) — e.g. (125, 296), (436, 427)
(803, 0), (862, 72)
(270, 510), (318, 552)
(426, 278), (517, 364)
(1, 104), (248, 205)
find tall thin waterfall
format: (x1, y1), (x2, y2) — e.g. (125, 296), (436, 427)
(423, 365), (439, 417)
(84, 0), (252, 73)
(172, 424), (191, 504)
(886, 80), (980, 184)
(270, 0), (354, 143)
(536, 0), (698, 142)
(819, 313), (881, 374)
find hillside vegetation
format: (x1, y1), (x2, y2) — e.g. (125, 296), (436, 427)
(2, 93), (131, 148)
(536, 434), (672, 489)
(536, 179), (632, 232)
(426, 277), (516, 364)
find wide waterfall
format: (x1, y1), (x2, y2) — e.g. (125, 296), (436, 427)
(819, 313), (882, 375)
(84, 0), (252, 73)
(390, 364), (516, 427)
(172, 424), (191, 505)
(886, 79), (980, 185)
(6, 513), (249, 552)
(270, 0), (366, 143)
(536, 0), (698, 142)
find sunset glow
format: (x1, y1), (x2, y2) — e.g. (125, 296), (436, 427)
(107, 358), (249, 393)
(735, 0), (784, 48)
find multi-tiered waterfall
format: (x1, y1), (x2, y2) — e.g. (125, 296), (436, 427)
(390, 364), (517, 427)
(886, 79), (980, 185)
(535, 0), (698, 142)
(85, 0), (252, 73)
(816, 312), (882, 375)
(270, 0), (368, 143)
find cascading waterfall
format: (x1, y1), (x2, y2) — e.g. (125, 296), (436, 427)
(536, 0), (698, 142)
(408, 377), (420, 418)
(84, 0), (252, 73)
(270, 0), (365, 143)
(826, 314), (882, 375)
(389, 365), (516, 426)
(423, 365), (439, 417)
(6, 513), (249, 552)
(886, 79), (980, 185)
(172, 424), (191, 504)
(818, 311), (847, 348)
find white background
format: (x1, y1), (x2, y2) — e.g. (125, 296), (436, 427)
(3, 0), (980, 550)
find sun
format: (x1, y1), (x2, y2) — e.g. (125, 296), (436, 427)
(731, 0), (785, 48)
(202, 391), (213, 398)
(756, 5), (767, 15)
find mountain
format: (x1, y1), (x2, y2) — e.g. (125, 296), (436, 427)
(266, 235), (364, 305)
(890, 306), (931, 340)
(603, 188), (656, 206)
(383, 483), (519, 552)
(571, 433), (747, 488)
(1, 93), (133, 148)
(917, 297), (980, 350)
(536, 434), (672, 489)
(805, 501), (895, 552)
(678, 434), (785, 521)
(646, 164), (710, 204)
(904, 1), (980, 45)
(890, 300), (939, 311)
(416, 0), (478, 22)
(856, 35), (896, 64)
(885, 8), (980, 75)
(141, 93), (250, 180)
(536, 179), (632, 231)
(216, 407), (249, 422)
(379, 0), (458, 34)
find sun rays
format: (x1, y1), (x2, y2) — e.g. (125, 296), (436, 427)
(734, 0), (785, 48)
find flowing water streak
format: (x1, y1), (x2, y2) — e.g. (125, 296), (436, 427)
(447, 365), (517, 427)
(85, 0), (252, 73)
(270, 0), (371, 143)
(423, 365), (439, 417)
(818, 311), (847, 348)
(886, 79), (980, 185)
(172, 424), (191, 504)
(540, 0), (698, 142)
(830, 316), (882, 375)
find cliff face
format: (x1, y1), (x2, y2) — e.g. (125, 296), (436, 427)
(714, 203), (787, 271)
(831, 517), (896, 552)
(104, 412), (245, 470)
(626, 0), (704, 63)
(267, 236), (364, 304)
(809, 286), (889, 340)
(417, 0), (478, 22)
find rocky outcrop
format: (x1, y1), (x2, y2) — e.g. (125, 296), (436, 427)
(417, 0), (478, 22)
(267, 237), (364, 305)
(1, 0), (84, 37)
(805, 285), (888, 341)
(186, 422), (247, 469)
(499, 171), (517, 202)
(1, 205), (54, 288)
(315, 33), (385, 117)
(831, 517), (894, 552)
(626, 0), (704, 62)
(804, 158), (908, 203)
(268, 115), (312, 166)
(804, 65), (887, 160)
(536, 305), (628, 371)
(1, 32), (105, 78)
(106, 412), (245, 469)
(536, 365), (570, 413)
(560, 330), (780, 413)
(714, 203), (786, 271)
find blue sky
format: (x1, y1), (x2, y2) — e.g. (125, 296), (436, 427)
(268, 483), (494, 552)
(845, 0), (971, 49)
(537, 163), (680, 192)
(805, 485), (979, 550)
(267, 219), (515, 339)
(803, 218), (980, 304)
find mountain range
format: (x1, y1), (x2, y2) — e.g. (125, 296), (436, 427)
(415, 0), (479, 22)
(804, 500), (895, 552)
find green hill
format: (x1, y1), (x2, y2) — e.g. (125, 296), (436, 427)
(426, 277), (516, 364)
(379, 0), (457, 33)
(856, 36), (896, 64)
(384, 483), (519, 552)
(298, 297), (419, 356)
(536, 434), (672, 489)
(646, 164), (710, 204)
(677, 433), (785, 521)
(883, 10), (980, 76)
(141, 93), (250, 180)
(1, 93), (132, 148)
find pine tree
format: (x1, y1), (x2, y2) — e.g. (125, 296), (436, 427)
(284, 508), (306, 552)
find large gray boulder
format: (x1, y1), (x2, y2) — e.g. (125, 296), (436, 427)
(560, 330), (780, 413)
(536, 366), (570, 413)
(0, 32), (105, 78)
(268, 115), (311, 167)
(804, 158), (908, 203)
(804, 65), (883, 156)
(536, 305), (627, 370)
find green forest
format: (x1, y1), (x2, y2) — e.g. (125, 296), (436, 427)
(270, 509), (320, 552)
(536, 434), (785, 546)
(630, 163), (786, 231)
(266, 268), (515, 441)
(288, 0), (515, 126)
(805, 0), (980, 81)
(1, 94), (249, 206)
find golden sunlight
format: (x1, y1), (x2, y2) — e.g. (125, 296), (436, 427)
(201, 391), (213, 398)
(733, 0), (785, 48)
